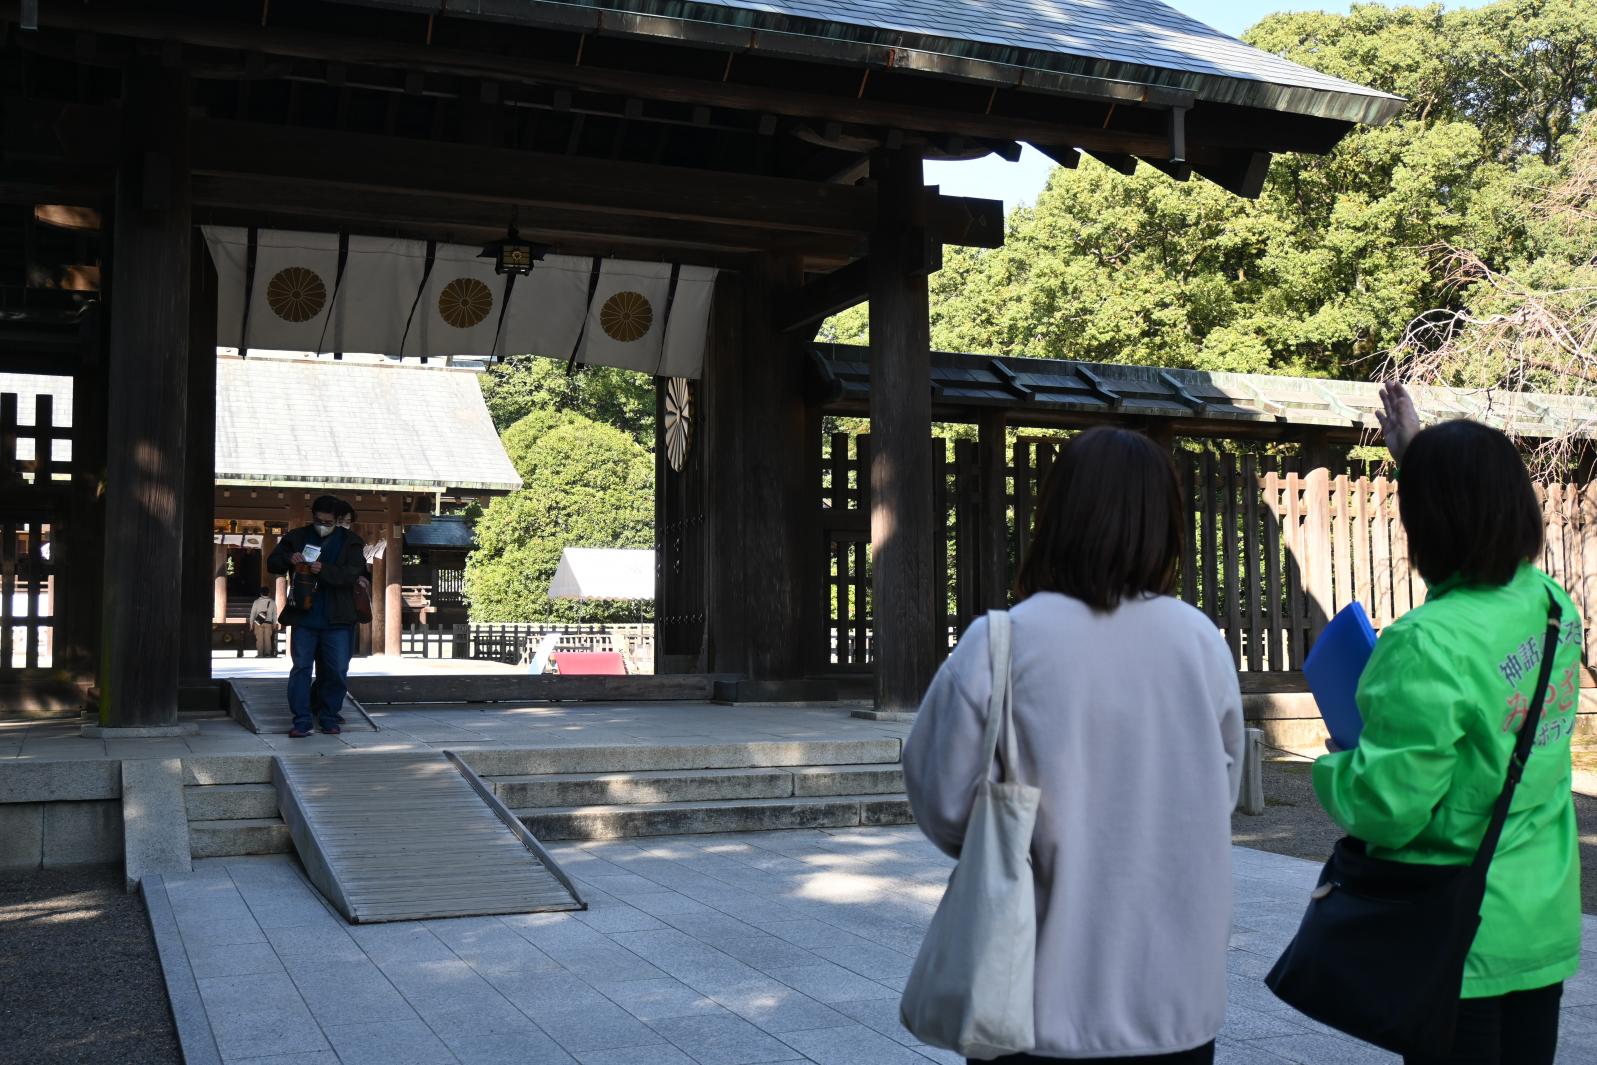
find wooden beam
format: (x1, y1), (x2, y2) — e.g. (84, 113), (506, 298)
(7, 96), (1003, 251)
(190, 118), (1003, 249)
(1033, 144), (1080, 169)
(1194, 151), (1274, 200)
(774, 258), (870, 335)
(1084, 150), (1139, 176)
(97, 59), (192, 729)
(0, 350), (82, 375)
(194, 117), (863, 237)
(1143, 158), (1192, 182)
(868, 151), (939, 713)
(191, 173), (854, 259)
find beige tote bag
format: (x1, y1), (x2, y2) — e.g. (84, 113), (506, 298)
(900, 610), (1041, 1060)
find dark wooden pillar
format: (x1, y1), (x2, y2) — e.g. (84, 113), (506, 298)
(868, 151), (939, 713)
(97, 61), (192, 729)
(701, 266), (812, 681)
(739, 257), (811, 679)
(62, 308), (107, 685)
(702, 274), (747, 674)
(1144, 419), (1176, 449)
(977, 410), (1009, 612)
(179, 235), (216, 682)
(1299, 430), (1341, 474)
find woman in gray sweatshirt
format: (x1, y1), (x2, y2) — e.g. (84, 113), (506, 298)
(904, 427), (1244, 1064)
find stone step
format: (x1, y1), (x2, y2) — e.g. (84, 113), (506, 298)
(792, 763), (904, 796)
(185, 783), (279, 822)
(188, 817), (291, 859)
(518, 794), (914, 841)
(494, 767), (796, 809)
(493, 763), (907, 809)
(457, 738), (901, 778)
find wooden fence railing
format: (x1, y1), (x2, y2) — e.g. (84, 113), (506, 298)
(820, 432), (1597, 673)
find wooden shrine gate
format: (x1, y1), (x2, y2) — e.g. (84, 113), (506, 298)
(818, 431), (1597, 677)
(0, 309), (104, 691)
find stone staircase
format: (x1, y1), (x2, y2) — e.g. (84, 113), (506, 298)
(500, 761), (908, 841)
(181, 738), (911, 858)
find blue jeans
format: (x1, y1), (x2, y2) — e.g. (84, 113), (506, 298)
(288, 625), (353, 732)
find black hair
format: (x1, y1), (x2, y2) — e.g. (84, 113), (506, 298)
(1398, 419), (1543, 586)
(1016, 426), (1184, 611)
(310, 495), (345, 518)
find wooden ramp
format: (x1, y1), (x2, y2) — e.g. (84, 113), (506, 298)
(271, 752), (585, 923)
(229, 679), (378, 734)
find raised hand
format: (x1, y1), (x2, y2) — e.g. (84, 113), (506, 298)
(1375, 382), (1421, 464)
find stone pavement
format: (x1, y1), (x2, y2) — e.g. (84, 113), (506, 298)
(147, 829), (1597, 1065)
(0, 702), (909, 763)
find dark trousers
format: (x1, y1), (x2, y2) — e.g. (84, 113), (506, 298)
(287, 625), (352, 732)
(1403, 983), (1563, 1065)
(976, 1041), (1213, 1065)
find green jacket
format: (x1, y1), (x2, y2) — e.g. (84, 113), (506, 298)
(1312, 562), (1583, 998)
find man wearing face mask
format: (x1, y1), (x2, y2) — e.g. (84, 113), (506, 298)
(267, 496), (368, 737)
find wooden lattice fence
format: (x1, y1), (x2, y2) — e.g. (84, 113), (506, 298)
(819, 432), (1597, 674)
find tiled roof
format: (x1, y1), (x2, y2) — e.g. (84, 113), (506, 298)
(689, 0), (1384, 100)
(216, 356), (522, 492)
(357, 0), (1402, 125)
(812, 345), (1597, 441)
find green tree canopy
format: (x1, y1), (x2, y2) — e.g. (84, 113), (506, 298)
(463, 410), (654, 622)
(479, 355), (654, 443)
(823, 0), (1596, 385)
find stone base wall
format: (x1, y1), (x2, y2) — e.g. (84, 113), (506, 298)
(1245, 691), (1597, 756)
(0, 799), (123, 871)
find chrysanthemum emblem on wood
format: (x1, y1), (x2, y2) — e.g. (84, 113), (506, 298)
(664, 377), (693, 473)
(438, 277), (493, 328)
(600, 291), (653, 342)
(266, 266), (327, 323)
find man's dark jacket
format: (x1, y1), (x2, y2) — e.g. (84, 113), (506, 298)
(266, 526), (368, 627)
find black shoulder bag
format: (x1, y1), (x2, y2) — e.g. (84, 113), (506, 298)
(1265, 589), (1562, 1057)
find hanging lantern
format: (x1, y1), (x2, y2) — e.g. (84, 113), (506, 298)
(478, 208), (549, 276)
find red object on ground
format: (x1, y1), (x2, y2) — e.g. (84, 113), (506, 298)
(550, 651), (627, 676)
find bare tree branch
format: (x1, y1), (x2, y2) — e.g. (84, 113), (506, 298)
(1380, 129), (1597, 476)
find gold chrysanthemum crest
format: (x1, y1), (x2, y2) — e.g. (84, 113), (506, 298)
(438, 277), (493, 328)
(266, 266), (327, 323)
(600, 290), (653, 343)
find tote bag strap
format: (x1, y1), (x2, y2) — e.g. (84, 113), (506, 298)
(1470, 587), (1563, 877)
(982, 611), (1020, 783)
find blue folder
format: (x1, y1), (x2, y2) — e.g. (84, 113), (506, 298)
(1302, 602), (1377, 751)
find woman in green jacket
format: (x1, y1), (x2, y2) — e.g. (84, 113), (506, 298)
(1313, 385), (1582, 1065)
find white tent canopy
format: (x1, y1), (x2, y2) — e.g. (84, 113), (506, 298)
(548, 548), (655, 601)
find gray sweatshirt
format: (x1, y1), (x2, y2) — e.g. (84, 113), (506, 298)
(903, 591), (1244, 1058)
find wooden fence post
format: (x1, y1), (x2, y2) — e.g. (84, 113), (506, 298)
(1303, 467), (1332, 644)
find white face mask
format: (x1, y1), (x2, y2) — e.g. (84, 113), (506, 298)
(313, 523), (335, 537)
